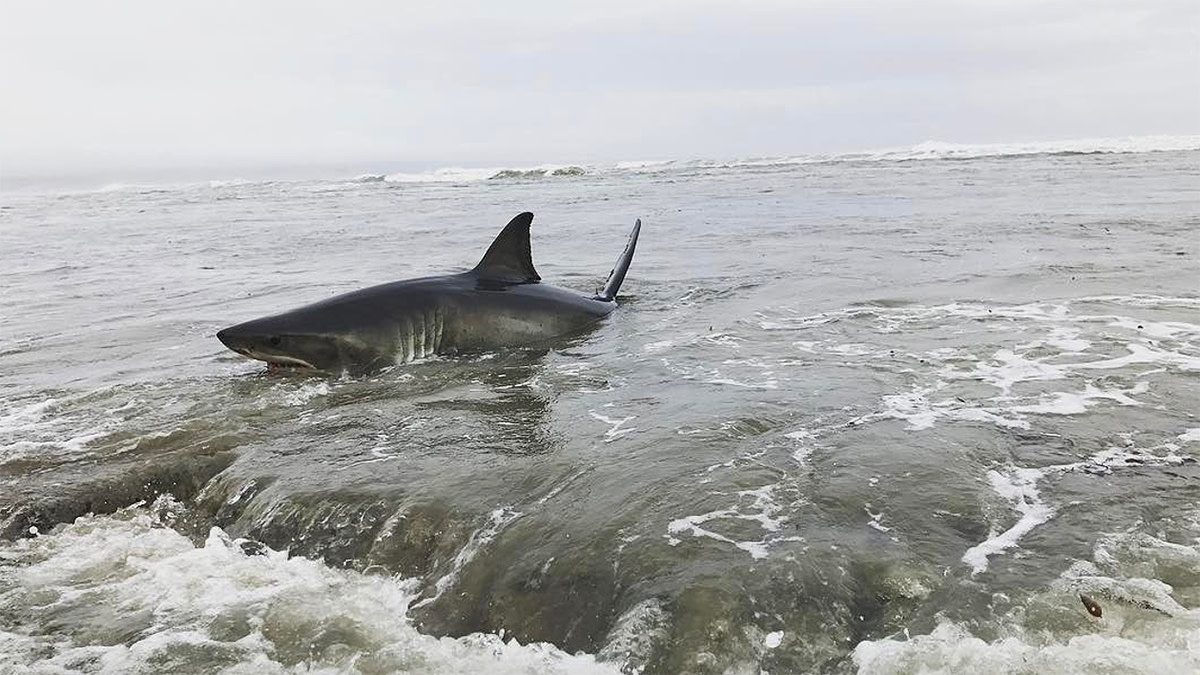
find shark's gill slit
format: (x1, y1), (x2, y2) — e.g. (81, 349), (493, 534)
(417, 312), (427, 360)
(434, 308), (444, 354)
(397, 318), (410, 364)
(405, 319), (416, 363)
(423, 309), (435, 357)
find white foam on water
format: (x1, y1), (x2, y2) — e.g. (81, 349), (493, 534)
(872, 388), (944, 431)
(596, 599), (670, 675)
(1179, 429), (1200, 443)
(763, 631), (784, 649)
(827, 295), (1200, 434)
(785, 428), (816, 464)
(858, 507), (1200, 675)
(0, 397), (58, 431)
(665, 484), (802, 560)
(704, 358), (780, 390)
(951, 348), (1071, 396)
(867, 386), (1030, 431)
(827, 343), (876, 356)
(1042, 326), (1092, 353)
(959, 431), (1198, 576)
(865, 504), (894, 536)
(1008, 381), (1148, 416)
(1104, 316), (1200, 340)
(1081, 443), (1191, 473)
(256, 380), (333, 408)
(704, 376), (780, 390)
(1081, 295), (1200, 309)
(1073, 342), (1200, 372)
(0, 392), (125, 465)
(962, 466), (1054, 576)
(0, 502), (616, 675)
(642, 340), (674, 353)
(588, 411), (637, 442)
(554, 362), (594, 378)
(757, 312), (837, 331)
(852, 620), (1200, 675)
(703, 332), (743, 348)
(791, 340), (820, 353)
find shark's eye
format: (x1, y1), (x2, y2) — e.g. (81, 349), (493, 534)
(268, 336), (282, 347)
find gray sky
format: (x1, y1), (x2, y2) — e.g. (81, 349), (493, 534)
(2, 0), (1197, 172)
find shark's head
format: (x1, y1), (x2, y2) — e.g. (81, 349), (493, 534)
(217, 317), (349, 373)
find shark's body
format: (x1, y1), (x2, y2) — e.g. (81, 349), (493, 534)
(216, 212), (640, 373)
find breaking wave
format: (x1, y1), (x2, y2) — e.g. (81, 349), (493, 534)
(379, 164), (588, 183)
(367, 135), (1200, 184)
(615, 135), (1200, 174)
(29, 134), (1200, 195)
(0, 498), (620, 675)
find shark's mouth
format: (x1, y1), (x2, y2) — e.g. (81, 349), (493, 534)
(265, 360), (313, 374)
(244, 352), (318, 373)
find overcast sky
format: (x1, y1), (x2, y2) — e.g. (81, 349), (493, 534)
(1, 0), (1197, 173)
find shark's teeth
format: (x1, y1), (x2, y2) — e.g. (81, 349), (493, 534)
(247, 352), (316, 370)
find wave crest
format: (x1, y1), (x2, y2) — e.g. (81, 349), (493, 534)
(29, 134), (1200, 195)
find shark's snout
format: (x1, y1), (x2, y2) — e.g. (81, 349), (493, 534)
(216, 321), (327, 371)
(217, 324), (280, 358)
(216, 326), (250, 354)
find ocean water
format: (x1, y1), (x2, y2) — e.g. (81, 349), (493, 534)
(1, 139), (1199, 674)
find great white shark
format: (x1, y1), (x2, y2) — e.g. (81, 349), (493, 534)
(216, 212), (641, 374)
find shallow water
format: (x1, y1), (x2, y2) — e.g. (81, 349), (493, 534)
(2, 145), (1199, 674)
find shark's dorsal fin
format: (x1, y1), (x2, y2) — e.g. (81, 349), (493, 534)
(471, 212), (541, 283)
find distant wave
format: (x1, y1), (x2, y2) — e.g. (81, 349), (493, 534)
(489, 165), (586, 180)
(93, 177), (255, 193)
(615, 135), (1200, 174)
(31, 134), (1200, 195)
(841, 135), (1200, 162)
(378, 164), (589, 183)
(368, 135), (1200, 185)
(206, 178), (255, 189)
(94, 182), (171, 194)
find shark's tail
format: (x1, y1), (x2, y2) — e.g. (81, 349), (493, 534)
(596, 218), (641, 302)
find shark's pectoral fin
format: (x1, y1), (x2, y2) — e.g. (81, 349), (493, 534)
(597, 218), (641, 302)
(471, 212), (541, 283)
